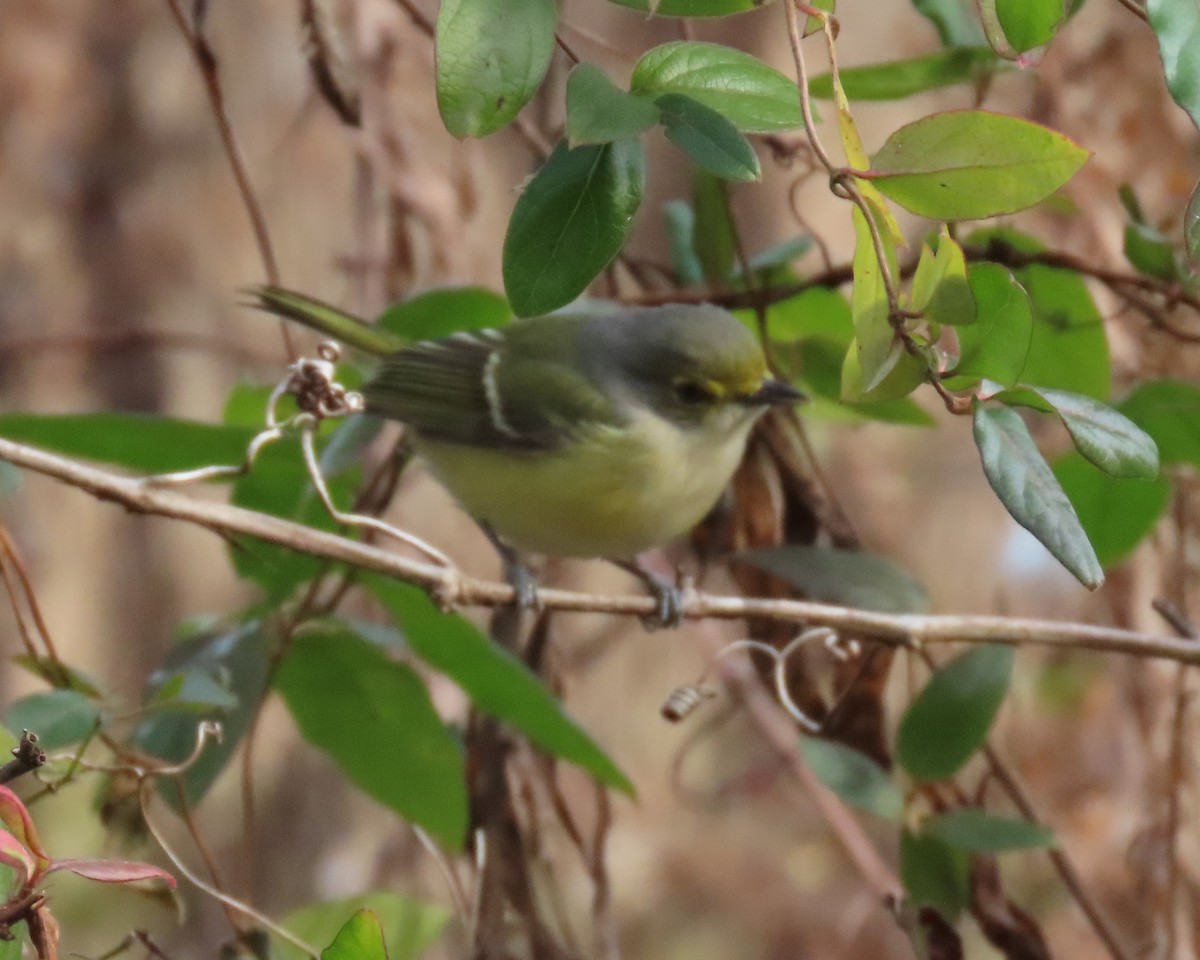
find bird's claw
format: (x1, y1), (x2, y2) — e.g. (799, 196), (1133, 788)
(504, 558), (543, 613)
(637, 570), (685, 631)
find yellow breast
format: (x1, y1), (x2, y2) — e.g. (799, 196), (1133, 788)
(414, 408), (759, 558)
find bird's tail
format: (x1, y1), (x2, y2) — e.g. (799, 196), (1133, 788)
(246, 286), (406, 357)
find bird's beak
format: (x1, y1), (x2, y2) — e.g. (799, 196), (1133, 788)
(741, 378), (806, 407)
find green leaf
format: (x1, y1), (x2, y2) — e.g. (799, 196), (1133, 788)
(691, 169), (737, 284)
(1015, 263), (1111, 398)
(762, 286), (852, 343)
(1053, 452), (1171, 566)
(276, 628), (468, 849)
(949, 263), (1033, 386)
(0, 414), (258, 474)
(663, 201), (705, 286)
(435, 0), (556, 138)
(901, 829), (970, 919)
(364, 577), (634, 795)
(6, 691), (101, 751)
(1186, 179), (1200, 262)
(1124, 222), (1179, 280)
(996, 0), (1067, 52)
(630, 41), (803, 133)
(738, 235), (814, 276)
(927, 808), (1056, 852)
(849, 205), (896, 393)
(897, 644), (1015, 781)
(565, 64), (660, 147)
(503, 139), (645, 316)
(912, 0), (988, 46)
(972, 405), (1104, 589)
(870, 111), (1090, 220)
(655, 93), (761, 181)
(1148, 0), (1200, 131)
(801, 739), (904, 820)
(809, 47), (1001, 101)
(739, 546), (929, 613)
(998, 386), (1159, 479)
(1118, 379), (1200, 467)
(606, 0), (774, 18)
(322, 910), (387, 960)
(278, 893), (449, 960)
(377, 287), (511, 342)
(962, 229), (1112, 396)
(131, 622), (270, 807)
(910, 230), (975, 326)
(841, 340), (927, 404)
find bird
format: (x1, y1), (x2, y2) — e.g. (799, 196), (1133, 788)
(249, 287), (805, 624)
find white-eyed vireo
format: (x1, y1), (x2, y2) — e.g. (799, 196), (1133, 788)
(251, 288), (804, 617)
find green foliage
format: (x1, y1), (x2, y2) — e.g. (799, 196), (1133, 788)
(927, 808), (1056, 851)
(630, 42), (804, 133)
(912, 0), (988, 45)
(1118, 379), (1200, 466)
(901, 829), (970, 918)
(320, 910), (388, 960)
(997, 386), (1159, 479)
(869, 111), (1089, 219)
(132, 622), (270, 807)
(275, 627), (468, 849)
(376, 287), (512, 341)
(897, 645), (1014, 781)
(435, 0), (556, 138)
(1054, 454), (1171, 566)
(995, 0), (1067, 52)
(801, 739), (904, 820)
(0, 414), (257, 474)
(950, 263), (1033, 386)
(1147, 0), (1200, 133)
(502, 139), (645, 316)
(910, 230), (975, 326)
(809, 47), (1001, 101)
(565, 64), (660, 147)
(655, 94), (762, 181)
(364, 576), (635, 794)
(849, 205), (897, 393)
(972, 405), (1104, 589)
(279, 893), (449, 960)
(6, 690), (100, 751)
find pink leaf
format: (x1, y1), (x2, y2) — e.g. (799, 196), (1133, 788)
(0, 786), (48, 866)
(45, 858), (176, 888)
(0, 827), (34, 891)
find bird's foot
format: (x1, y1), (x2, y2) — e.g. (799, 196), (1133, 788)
(616, 559), (686, 630)
(502, 556), (543, 613)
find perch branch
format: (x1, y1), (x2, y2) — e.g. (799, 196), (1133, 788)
(1, 436), (1198, 664)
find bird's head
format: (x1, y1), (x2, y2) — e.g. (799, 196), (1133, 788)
(592, 304), (805, 432)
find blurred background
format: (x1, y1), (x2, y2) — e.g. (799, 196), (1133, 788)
(1, 1), (1198, 957)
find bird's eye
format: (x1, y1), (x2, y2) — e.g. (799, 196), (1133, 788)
(673, 380), (716, 405)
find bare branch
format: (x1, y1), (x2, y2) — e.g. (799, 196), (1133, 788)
(2, 436), (1198, 665)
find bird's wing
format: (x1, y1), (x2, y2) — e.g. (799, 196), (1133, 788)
(363, 330), (621, 451)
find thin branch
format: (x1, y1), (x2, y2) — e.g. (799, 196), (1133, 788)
(161, 0), (294, 359)
(2, 436), (1199, 665)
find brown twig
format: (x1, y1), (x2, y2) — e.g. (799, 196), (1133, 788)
(161, 0), (294, 360)
(3, 436), (1198, 664)
(982, 744), (1134, 960)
